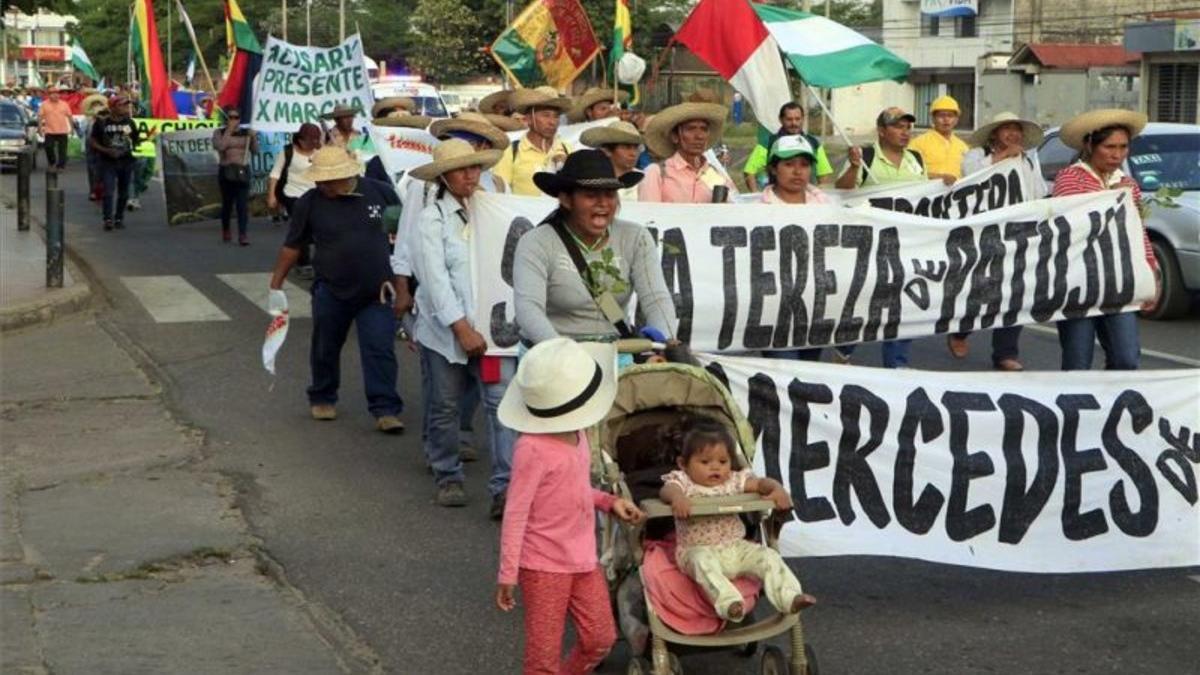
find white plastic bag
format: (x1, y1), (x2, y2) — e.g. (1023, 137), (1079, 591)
(263, 289), (289, 375)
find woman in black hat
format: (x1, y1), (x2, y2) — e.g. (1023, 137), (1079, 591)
(512, 149), (677, 348)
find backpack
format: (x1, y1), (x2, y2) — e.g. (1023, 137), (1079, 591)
(860, 145), (924, 184)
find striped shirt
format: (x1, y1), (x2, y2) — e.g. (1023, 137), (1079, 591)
(1051, 162), (1156, 271)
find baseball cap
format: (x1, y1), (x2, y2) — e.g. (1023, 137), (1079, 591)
(876, 106), (916, 127)
(768, 134), (816, 162)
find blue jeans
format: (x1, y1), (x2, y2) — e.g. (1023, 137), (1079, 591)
(836, 340), (911, 368)
(100, 160), (133, 223)
(420, 346), (517, 496)
(419, 358), (481, 451)
(308, 281), (403, 416)
(1057, 312), (1140, 370)
(218, 171), (250, 235)
(953, 327), (1022, 365)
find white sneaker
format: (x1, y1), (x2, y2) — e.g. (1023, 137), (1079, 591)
(126, 198), (141, 211)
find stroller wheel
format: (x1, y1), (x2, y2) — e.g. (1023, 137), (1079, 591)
(626, 657), (652, 675)
(759, 646), (788, 675)
(737, 641), (759, 658)
(668, 651), (683, 675)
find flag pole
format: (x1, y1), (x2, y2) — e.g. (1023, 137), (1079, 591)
(167, 0), (173, 80)
(339, 0), (345, 41)
(281, 0), (287, 41)
(176, 0), (217, 96)
(306, 0), (311, 46)
(804, 82), (872, 182)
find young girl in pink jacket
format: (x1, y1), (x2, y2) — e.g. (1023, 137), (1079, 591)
(496, 339), (644, 675)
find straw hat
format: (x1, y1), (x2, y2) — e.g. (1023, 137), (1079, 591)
(306, 146), (362, 183)
(408, 138), (503, 182)
(81, 93), (109, 117)
(372, 97), (415, 118)
(533, 149), (643, 196)
(567, 87), (629, 123)
(498, 339), (617, 434)
(320, 104), (359, 120)
(373, 109), (433, 129)
(970, 111), (1044, 149)
(509, 86), (572, 113)
(1060, 108), (1147, 151)
(643, 102), (726, 159)
(484, 113), (526, 132)
(478, 89), (512, 115)
(428, 112), (509, 150)
(579, 121), (642, 148)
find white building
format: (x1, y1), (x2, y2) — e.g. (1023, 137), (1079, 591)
(832, 0), (1016, 134)
(2, 8), (79, 88)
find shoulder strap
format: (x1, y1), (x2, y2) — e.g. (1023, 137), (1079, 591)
(861, 145), (875, 169)
(545, 220), (634, 338)
(511, 138), (520, 162)
(909, 149), (924, 170)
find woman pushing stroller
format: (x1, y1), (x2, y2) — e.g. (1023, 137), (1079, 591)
(659, 418), (816, 622)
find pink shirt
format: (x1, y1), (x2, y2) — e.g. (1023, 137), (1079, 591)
(760, 184), (831, 205)
(662, 469), (750, 553)
(39, 99), (73, 135)
(638, 152), (738, 203)
(498, 432), (617, 585)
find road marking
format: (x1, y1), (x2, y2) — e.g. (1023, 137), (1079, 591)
(1190, 575), (1200, 585)
(1024, 324), (1200, 367)
(216, 273), (313, 319)
(120, 275), (231, 323)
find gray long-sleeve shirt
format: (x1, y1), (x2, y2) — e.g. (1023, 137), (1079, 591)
(513, 218), (677, 344)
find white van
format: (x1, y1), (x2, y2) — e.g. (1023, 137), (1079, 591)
(370, 77), (449, 118)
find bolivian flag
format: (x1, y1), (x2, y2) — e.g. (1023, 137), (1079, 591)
(609, 0), (637, 104)
(217, 0), (263, 122)
(490, 0), (600, 91)
(131, 0), (178, 118)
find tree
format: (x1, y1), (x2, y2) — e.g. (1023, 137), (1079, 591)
(407, 0), (490, 83)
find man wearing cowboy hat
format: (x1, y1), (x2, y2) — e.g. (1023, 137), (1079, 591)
(567, 87), (628, 124)
(949, 111), (1050, 370)
(909, 95), (969, 186)
(38, 86), (74, 172)
(638, 100), (737, 203)
(268, 146), (406, 433)
(579, 121), (644, 202)
(492, 86), (573, 196)
(407, 139), (516, 511)
(322, 103), (364, 150)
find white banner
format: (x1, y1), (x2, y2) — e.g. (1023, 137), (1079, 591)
(252, 34), (374, 132)
(471, 189), (1156, 354)
(837, 157), (1036, 217)
(698, 354), (1200, 572)
(368, 124), (438, 179)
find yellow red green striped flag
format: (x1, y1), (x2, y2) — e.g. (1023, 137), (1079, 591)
(490, 0), (600, 90)
(610, 0), (637, 104)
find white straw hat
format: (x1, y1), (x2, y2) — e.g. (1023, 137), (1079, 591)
(305, 146), (362, 183)
(408, 138), (502, 182)
(969, 111), (1043, 149)
(498, 339), (618, 434)
(1060, 108), (1147, 151)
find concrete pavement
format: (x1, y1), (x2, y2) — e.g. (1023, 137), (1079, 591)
(0, 315), (377, 674)
(0, 195), (91, 332)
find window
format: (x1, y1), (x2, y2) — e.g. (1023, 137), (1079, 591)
(921, 15), (940, 37)
(1151, 63), (1199, 124)
(915, 83), (938, 127)
(957, 15), (977, 38)
(946, 82), (974, 128)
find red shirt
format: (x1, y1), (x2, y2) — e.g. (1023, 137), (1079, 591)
(1051, 162), (1156, 271)
(497, 431), (616, 585)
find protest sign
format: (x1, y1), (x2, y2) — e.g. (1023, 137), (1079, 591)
(367, 123), (437, 182)
(837, 157), (1039, 218)
(132, 117), (219, 158)
(696, 354), (1200, 572)
(158, 128), (289, 225)
(470, 189), (1156, 354)
(252, 34), (374, 132)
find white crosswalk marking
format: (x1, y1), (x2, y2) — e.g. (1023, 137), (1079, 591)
(216, 273), (313, 319)
(121, 276), (232, 323)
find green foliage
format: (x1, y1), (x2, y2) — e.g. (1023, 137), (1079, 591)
(585, 247), (629, 297)
(407, 0), (490, 82)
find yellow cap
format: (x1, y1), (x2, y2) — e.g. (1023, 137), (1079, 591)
(929, 95), (960, 114)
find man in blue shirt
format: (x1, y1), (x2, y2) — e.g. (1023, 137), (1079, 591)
(268, 147), (405, 433)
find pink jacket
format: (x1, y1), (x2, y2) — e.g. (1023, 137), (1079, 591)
(498, 432), (616, 585)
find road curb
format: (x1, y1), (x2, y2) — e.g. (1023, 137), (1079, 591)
(0, 196), (95, 334)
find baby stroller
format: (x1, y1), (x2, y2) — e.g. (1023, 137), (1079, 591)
(588, 359), (817, 675)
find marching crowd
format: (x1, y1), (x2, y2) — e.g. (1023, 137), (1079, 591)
(6, 81), (1162, 674)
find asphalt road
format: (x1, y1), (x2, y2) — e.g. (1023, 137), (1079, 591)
(7, 165), (1198, 675)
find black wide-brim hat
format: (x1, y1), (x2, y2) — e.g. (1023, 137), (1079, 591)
(533, 148), (644, 197)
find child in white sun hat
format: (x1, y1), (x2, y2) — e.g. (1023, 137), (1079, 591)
(495, 338), (644, 674)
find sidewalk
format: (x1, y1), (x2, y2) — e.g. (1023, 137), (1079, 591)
(0, 193), (91, 332)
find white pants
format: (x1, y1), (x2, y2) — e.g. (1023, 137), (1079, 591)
(677, 539), (803, 620)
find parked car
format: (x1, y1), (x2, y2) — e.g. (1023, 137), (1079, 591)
(370, 77), (449, 118)
(0, 99), (38, 169)
(1037, 122), (1200, 320)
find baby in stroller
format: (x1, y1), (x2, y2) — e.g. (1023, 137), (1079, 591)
(658, 418), (816, 622)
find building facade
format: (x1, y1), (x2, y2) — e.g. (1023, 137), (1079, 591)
(1125, 19), (1200, 124)
(1, 8), (78, 88)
